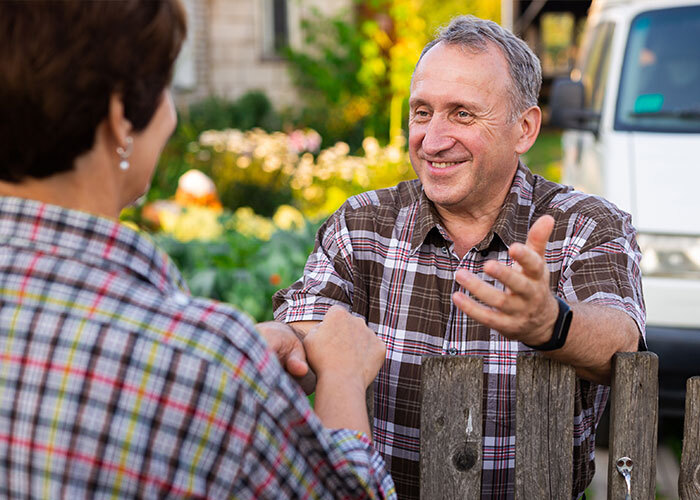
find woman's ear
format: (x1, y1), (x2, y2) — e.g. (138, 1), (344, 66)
(107, 93), (133, 149)
(514, 105), (542, 155)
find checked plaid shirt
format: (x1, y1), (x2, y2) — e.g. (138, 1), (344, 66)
(273, 163), (646, 500)
(0, 196), (396, 499)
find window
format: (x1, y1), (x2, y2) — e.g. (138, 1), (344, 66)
(173, 0), (197, 90)
(615, 6), (700, 133)
(577, 21), (615, 114)
(262, 0), (289, 58)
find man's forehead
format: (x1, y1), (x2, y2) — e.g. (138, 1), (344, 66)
(410, 43), (510, 103)
(411, 41), (507, 87)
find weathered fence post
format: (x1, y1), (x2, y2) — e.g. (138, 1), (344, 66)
(514, 354), (576, 498)
(679, 376), (700, 499)
(420, 356), (483, 499)
(607, 351), (658, 500)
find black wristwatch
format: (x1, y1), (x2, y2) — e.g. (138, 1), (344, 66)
(525, 296), (573, 351)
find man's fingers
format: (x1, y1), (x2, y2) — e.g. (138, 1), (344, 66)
(455, 269), (527, 314)
(256, 321), (310, 377)
(525, 215), (555, 257)
(455, 269), (505, 306)
(482, 261), (533, 295)
(282, 334), (309, 377)
(286, 354), (309, 378)
(451, 291), (516, 333)
(508, 244), (545, 280)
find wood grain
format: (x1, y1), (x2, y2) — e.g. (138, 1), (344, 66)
(420, 356), (483, 500)
(515, 354), (575, 499)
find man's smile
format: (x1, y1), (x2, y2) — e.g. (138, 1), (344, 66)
(429, 161), (460, 168)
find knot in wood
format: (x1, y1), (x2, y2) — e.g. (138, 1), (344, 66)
(452, 443), (478, 472)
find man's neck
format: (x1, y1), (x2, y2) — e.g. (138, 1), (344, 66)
(436, 204), (502, 258)
(434, 171), (516, 258)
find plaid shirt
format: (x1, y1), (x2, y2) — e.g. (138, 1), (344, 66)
(0, 196), (396, 499)
(273, 164), (646, 499)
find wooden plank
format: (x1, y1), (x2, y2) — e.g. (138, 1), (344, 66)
(420, 356), (483, 500)
(680, 376), (700, 499)
(607, 351), (658, 500)
(515, 354), (575, 499)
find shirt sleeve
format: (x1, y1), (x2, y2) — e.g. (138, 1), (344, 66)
(273, 208), (356, 322)
(556, 208), (646, 347)
(230, 349), (396, 500)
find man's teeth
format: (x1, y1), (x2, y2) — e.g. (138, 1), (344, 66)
(432, 161), (459, 168)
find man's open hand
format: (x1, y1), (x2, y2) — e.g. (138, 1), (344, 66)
(452, 215), (560, 345)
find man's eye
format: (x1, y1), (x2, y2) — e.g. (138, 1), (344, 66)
(457, 110), (471, 119)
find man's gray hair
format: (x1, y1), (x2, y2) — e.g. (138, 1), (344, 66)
(418, 15), (542, 120)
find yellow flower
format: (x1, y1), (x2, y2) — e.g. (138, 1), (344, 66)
(233, 207), (275, 240)
(169, 206), (224, 242)
(273, 205), (306, 231)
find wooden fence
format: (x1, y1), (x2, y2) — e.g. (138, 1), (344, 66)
(367, 352), (700, 499)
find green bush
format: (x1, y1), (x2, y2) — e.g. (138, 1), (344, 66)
(156, 219), (320, 322)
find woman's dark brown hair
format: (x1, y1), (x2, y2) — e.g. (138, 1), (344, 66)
(0, 0), (187, 182)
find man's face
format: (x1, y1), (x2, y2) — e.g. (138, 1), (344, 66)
(408, 42), (524, 218)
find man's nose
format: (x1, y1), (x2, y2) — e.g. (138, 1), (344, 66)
(421, 117), (455, 156)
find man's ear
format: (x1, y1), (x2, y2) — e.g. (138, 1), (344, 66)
(107, 93), (133, 149)
(514, 105), (542, 155)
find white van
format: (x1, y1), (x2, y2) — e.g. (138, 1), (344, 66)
(549, 0), (700, 419)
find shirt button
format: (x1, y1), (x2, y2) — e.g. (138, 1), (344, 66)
(441, 247), (448, 254)
(448, 347), (458, 355)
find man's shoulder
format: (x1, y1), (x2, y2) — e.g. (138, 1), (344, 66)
(531, 174), (632, 226)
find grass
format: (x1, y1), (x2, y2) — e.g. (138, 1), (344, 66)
(522, 128), (563, 183)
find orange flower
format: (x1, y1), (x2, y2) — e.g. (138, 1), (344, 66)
(269, 274), (282, 286)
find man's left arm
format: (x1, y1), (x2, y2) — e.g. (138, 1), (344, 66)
(452, 215), (642, 385)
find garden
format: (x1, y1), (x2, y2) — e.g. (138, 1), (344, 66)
(121, 1), (563, 323)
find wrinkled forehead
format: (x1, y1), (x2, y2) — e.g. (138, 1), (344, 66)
(411, 41), (491, 85)
(410, 41), (511, 94)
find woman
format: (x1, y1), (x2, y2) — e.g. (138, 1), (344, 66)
(0, 1), (394, 498)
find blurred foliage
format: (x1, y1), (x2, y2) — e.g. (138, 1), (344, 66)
(284, 11), (372, 148)
(153, 207), (320, 322)
(521, 129), (562, 182)
(149, 91), (282, 203)
(159, 127), (415, 219)
(284, 0), (500, 148)
(540, 13), (576, 75)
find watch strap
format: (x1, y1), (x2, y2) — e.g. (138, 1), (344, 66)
(524, 296), (573, 351)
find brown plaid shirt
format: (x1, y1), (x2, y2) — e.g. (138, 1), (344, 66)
(273, 163), (646, 499)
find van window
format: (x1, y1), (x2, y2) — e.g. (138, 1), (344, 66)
(615, 6), (700, 133)
(580, 22), (615, 113)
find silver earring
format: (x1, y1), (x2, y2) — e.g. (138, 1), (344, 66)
(116, 136), (133, 171)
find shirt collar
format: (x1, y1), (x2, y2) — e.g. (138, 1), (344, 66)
(0, 196), (187, 295)
(409, 162), (541, 254)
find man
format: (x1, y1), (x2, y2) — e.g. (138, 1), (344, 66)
(273, 15), (645, 499)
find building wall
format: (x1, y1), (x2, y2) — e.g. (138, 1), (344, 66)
(175, 0), (351, 110)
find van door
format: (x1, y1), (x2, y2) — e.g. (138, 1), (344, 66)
(613, 5), (700, 234)
(562, 21), (616, 197)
